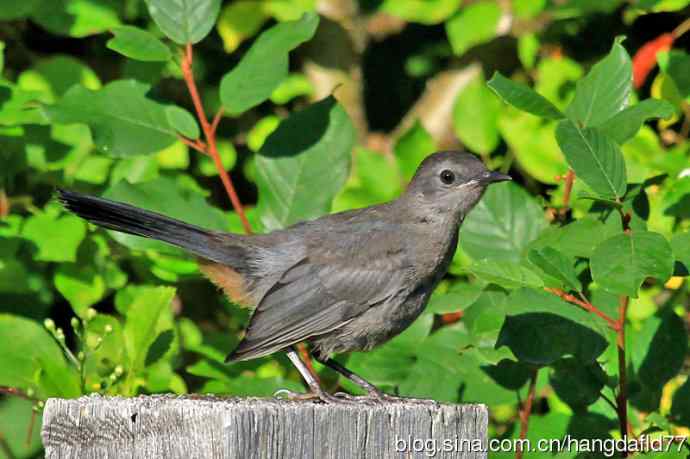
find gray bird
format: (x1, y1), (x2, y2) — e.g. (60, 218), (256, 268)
(58, 150), (510, 403)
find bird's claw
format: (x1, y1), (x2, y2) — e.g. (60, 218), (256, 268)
(273, 388), (355, 404)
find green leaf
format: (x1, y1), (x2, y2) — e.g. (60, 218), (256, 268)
(18, 55), (101, 102)
(481, 359), (531, 390)
(256, 96), (355, 230)
(30, 0), (120, 38)
(270, 73), (314, 105)
(498, 113), (567, 184)
(496, 288), (609, 365)
(527, 216), (620, 259)
(22, 212), (86, 262)
(671, 378), (690, 427)
(381, 0), (462, 24)
(216, 0), (267, 53)
(123, 286), (176, 374)
(45, 80), (193, 157)
(0, 258), (31, 293)
(54, 264), (106, 318)
(107, 26), (172, 62)
(634, 309), (687, 390)
(550, 358), (607, 410)
(468, 259), (543, 289)
(165, 105), (200, 139)
(488, 72), (564, 120)
(657, 50), (690, 99)
(0, 398), (42, 457)
(332, 148), (402, 212)
(0, 314), (80, 398)
(527, 246), (581, 291)
(74, 156), (113, 184)
(599, 98), (675, 145)
(671, 231), (690, 274)
(555, 119), (627, 199)
(517, 33), (539, 70)
(220, 13), (319, 115)
(145, 329), (175, 366)
(460, 182), (547, 262)
(445, 1), (501, 56)
(590, 231), (674, 297)
(566, 40), (632, 127)
(345, 313), (433, 388)
(103, 177), (228, 254)
(0, 0), (42, 20)
(398, 325), (470, 402)
(427, 281), (483, 314)
(453, 71), (501, 155)
(146, 0), (221, 45)
(394, 120), (437, 182)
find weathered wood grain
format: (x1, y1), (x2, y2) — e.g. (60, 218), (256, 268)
(42, 395), (488, 458)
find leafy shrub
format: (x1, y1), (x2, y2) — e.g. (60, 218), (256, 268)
(1, 0), (690, 457)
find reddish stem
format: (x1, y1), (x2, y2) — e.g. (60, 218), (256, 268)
(617, 296), (630, 454)
(210, 107), (224, 135)
(178, 136), (208, 155)
(0, 386), (36, 401)
(560, 169), (575, 216)
(0, 189), (8, 219)
(516, 369), (538, 459)
(180, 44), (252, 234)
(544, 288), (619, 330)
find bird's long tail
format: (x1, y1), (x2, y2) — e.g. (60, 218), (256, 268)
(56, 188), (239, 265)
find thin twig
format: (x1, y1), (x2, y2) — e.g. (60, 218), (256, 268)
(210, 107), (224, 135)
(180, 44), (252, 234)
(617, 295), (630, 454)
(560, 169), (575, 216)
(0, 432), (15, 459)
(0, 387), (36, 401)
(516, 369), (538, 459)
(178, 136), (208, 155)
(25, 409), (36, 448)
(672, 17), (690, 39)
(544, 288), (619, 329)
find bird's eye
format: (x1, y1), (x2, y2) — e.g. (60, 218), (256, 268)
(440, 169), (455, 185)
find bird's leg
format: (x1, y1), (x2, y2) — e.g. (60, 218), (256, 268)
(317, 357), (437, 405)
(274, 347), (351, 403)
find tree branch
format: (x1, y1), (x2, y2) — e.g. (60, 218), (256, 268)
(617, 295), (630, 454)
(516, 369), (538, 459)
(180, 44), (252, 234)
(544, 288), (619, 330)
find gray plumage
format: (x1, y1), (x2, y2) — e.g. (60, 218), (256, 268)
(58, 151), (509, 368)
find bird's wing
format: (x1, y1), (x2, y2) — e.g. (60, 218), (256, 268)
(227, 223), (413, 361)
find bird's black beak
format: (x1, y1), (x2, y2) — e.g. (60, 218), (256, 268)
(480, 170), (512, 184)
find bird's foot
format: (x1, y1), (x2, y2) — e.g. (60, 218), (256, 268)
(273, 388), (355, 404)
(333, 390), (439, 405)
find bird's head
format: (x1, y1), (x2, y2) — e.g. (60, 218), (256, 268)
(405, 150), (511, 220)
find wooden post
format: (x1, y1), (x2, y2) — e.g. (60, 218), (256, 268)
(42, 395), (488, 458)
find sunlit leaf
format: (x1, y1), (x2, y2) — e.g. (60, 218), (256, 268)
(590, 231), (674, 297)
(555, 120), (627, 199)
(107, 26), (172, 62)
(256, 96), (355, 230)
(566, 39), (633, 127)
(220, 13), (319, 115)
(146, 0), (221, 45)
